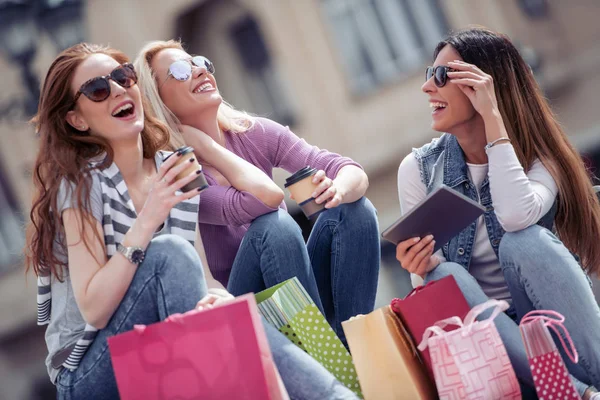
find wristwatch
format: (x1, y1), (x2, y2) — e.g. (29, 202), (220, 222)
(117, 243), (145, 265)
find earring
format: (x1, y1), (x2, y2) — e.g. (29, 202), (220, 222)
(79, 126), (87, 130)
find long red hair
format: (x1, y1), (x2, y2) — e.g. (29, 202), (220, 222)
(26, 43), (170, 280)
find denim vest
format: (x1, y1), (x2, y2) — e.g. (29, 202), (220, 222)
(412, 134), (556, 270)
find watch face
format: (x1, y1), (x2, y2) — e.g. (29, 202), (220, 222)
(131, 249), (145, 264)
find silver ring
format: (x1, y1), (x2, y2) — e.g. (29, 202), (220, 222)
(161, 178), (167, 183)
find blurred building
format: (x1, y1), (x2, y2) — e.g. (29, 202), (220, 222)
(0, 0), (599, 398)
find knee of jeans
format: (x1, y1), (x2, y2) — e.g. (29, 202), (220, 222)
(347, 196), (377, 216)
(247, 209), (302, 240)
(143, 234), (204, 278)
(425, 261), (476, 288)
(499, 225), (553, 267)
(330, 196), (377, 221)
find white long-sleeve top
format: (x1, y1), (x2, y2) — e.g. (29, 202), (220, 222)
(398, 142), (558, 300)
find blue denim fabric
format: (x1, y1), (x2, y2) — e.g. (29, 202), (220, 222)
(228, 197), (380, 347)
(412, 134), (556, 270)
(56, 235), (359, 400)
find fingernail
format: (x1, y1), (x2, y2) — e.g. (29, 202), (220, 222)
(311, 192), (317, 198)
(189, 158), (195, 162)
(427, 235), (434, 240)
(414, 237), (420, 243)
(431, 240), (436, 246)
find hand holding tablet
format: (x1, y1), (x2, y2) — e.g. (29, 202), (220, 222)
(382, 185), (486, 253)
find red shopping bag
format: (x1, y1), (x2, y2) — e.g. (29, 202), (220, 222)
(108, 294), (288, 400)
(391, 275), (471, 381)
(520, 311), (581, 400)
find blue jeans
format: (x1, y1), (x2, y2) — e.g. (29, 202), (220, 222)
(56, 235), (358, 400)
(228, 197), (380, 346)
(425, 225), (600, 398)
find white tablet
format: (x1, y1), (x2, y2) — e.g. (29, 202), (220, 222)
(382, 185), (486, 252)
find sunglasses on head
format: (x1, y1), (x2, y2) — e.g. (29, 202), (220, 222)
(72, 63), (137, 105)
(425, 66), (457, 87)
(160, 56), (215, 88)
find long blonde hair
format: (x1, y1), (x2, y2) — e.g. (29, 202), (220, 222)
(134, 40), (253, 149)
(437, 27), (600, 276)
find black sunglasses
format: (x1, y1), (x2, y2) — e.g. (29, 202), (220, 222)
(425, 66), (457, 87)
(160, 56), (215, 88)
(72, 63), (137, 105)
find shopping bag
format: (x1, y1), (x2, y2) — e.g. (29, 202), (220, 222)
(342, 306), (437, 400)
(520, 310), (581, 400)
(256, 277), (362, 397)
(108, 294), (288, 400)
(418, 299), (521, 400)
(391, 275), (471, 381)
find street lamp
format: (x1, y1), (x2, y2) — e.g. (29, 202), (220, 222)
(0, 0), (85, 118)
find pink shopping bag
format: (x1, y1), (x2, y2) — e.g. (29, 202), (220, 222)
(519, 310), (581, 400)
(108, 294), (288, 400)
(418, 299), (521, 400)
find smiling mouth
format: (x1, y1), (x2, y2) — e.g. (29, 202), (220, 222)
(193, 81), (215, 93)
(430, 102), (447, 113)
(112, 103), (135, 119)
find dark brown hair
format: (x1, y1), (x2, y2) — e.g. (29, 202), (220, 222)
(435, 27), (600, 276)
(25, 43), (170, 280)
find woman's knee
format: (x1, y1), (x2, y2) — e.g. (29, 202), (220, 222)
(326, 197), (378, 224)
(345, 197), (377, 219)
(499, 225), (562, 269)
(247, 209), (303, 241)
(141, 234), (204, 279)
(425, 262), (480, 290)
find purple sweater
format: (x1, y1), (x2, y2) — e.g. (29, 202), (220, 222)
(198, 117), (362, 286)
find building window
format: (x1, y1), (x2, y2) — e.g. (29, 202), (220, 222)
(0, 163), (23, 273)
(229, 17), (296, 127)
(321, 0), (449, 94)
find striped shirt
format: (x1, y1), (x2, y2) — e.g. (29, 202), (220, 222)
(37, 151), (199, 382)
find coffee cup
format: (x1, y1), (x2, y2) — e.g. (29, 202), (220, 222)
(164, 146), (209, 192)
(284, 166), (326, 219)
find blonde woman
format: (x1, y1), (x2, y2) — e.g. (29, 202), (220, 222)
(28, 42), (358, 400)
(134, 40), (380, 347)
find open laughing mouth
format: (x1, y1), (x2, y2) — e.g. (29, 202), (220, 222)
(111, 101), (135, 119)
(193, 81), (215, 94)
(429, 101), (447, 115)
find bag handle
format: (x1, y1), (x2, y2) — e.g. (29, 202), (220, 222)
(520, 310), (578, 363)
(417, 325), (449, 351)
(417, 299), (508, 350)
(463, 299), (508, 327)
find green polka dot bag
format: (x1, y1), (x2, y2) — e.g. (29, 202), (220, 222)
(256, 277), (363, 398)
